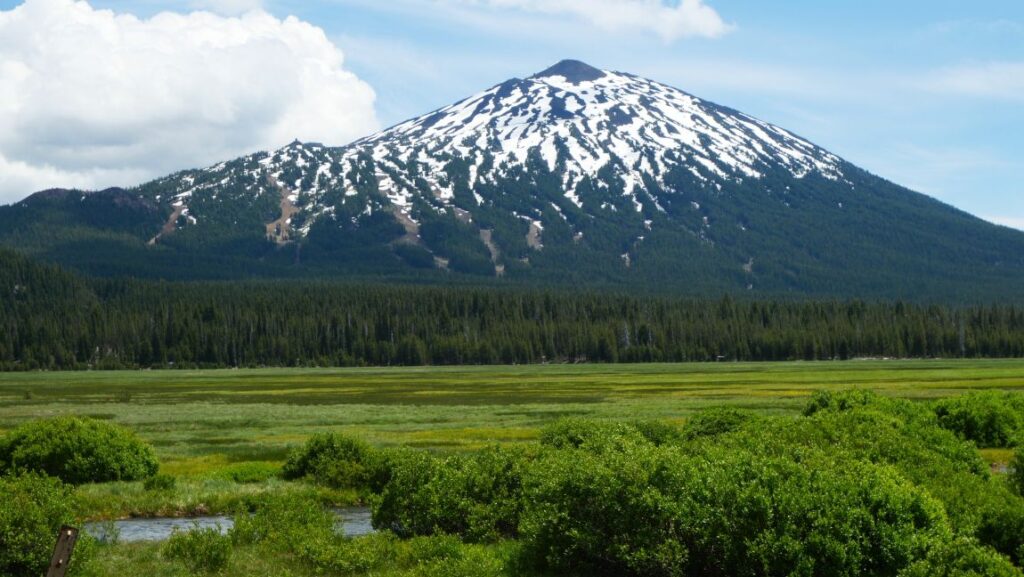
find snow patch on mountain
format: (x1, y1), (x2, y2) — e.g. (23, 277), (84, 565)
(149, 60), (848, 242)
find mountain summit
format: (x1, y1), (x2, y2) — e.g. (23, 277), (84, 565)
(2, 60), (1023, 300)
(531, 59), (607, 83)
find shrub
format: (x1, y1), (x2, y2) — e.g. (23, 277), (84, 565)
(682, 408), (752, 440)
(801, 389), (930, 421)
(731, 398), (1024, 564)
(0, 416), (158, 484)
(803, 388), (881, 416)
(373, 445), (530, 542)
(933, 391), (1024, 448)
(898, 538), (1023, 577)
(1012, 450), (1024, 497)
(520, 443), (950, 577)
(230, 492), (335, 551)
(0, 473), (94, 576)
(143, 473), (177, 492)
(282, 433), (378, 489)
(539, 418), (655, 453)
(403, 535), (508, 577)
(300, 532), (400, 574)
(301, 532), (508, 577)
(163, 525), (232, 574)
(974, 493), (1024, 567)
(628, 419), (683, 446)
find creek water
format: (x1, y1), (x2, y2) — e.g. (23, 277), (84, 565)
(84, 507), (374, 543)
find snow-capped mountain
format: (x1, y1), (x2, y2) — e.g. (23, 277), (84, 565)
(348, 59), (844, 211)
(4, 60), (1024, 299)
(154, 60), (846, 244)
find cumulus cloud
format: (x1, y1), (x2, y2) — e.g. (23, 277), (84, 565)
(189, 0), (265, 15)
(452, 0), (732, 41)
(0, 0), (379, 203)
(923, 61), (1024, 101)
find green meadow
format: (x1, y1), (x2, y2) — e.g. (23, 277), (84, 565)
(4, 360), (1024, 576)
(2, 360), (1022, 466)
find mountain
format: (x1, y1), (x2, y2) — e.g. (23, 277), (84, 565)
(2, 59), (1023, 300)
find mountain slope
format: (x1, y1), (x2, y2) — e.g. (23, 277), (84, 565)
(1, 60), (1023, 300)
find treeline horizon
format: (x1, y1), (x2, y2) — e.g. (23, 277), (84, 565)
(3, 247), (1024, 370)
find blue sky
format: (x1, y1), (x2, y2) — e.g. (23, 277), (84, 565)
(1, 0), (1021, 229)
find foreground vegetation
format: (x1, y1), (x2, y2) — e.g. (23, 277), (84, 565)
(3, 387), (1024, 576)
(4, 248), (1024, 370)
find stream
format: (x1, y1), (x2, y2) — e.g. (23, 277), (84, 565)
(84, 507), (374, 543)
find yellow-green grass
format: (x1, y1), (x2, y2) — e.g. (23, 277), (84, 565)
(1, 360), (1021, 522)
(74, 478), (357, 521)
(2, 360), (1023, 462)
(980, 448), (1016, 466)
(87, 541), (319, 577)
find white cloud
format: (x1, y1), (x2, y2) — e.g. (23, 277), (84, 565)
(448, 0), (732, 41)
(0, 0), (379, 204)
(922, 61), (1024, 101)
(189, 0), (264, 15)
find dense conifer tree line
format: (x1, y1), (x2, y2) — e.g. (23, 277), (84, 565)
(3, 249), (1024, 370)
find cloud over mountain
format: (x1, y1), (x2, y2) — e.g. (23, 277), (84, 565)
(455, 0), (732, 41)
(0, 0), (378, 203)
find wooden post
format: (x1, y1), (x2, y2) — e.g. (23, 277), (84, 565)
(45, 526), (78, 577)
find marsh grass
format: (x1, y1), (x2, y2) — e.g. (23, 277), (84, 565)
(2, 361), (1021, 520)
(3, 361), (1022, 461)
(74, 478), (358, 520)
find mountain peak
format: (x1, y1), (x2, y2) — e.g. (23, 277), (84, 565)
(531, 59), (605, 84)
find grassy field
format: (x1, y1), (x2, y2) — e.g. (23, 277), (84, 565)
(3, 360), (1023, 464)
(3, 360), (1023, 575)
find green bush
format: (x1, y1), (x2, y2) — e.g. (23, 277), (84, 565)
(727, 396), (1024, 565)
(898, 538), (1023, 577)
(163, 525), (232, 574)
(230, 492), (335, 551)
(539, 418), (660, 453)
(933, 391), (1024, 448)
(1012, 450), (1024, 497)
(521, 443), (950, 577)
(802, 389), (931, 421)
(282, 432), (379, 489)
(628, 419), (683, 446)
(0, 416), (158, 484)
(143, 473), (177, 492)
(300, 531), (400, 574)
(373, 446), (530, 542)
(0, 473), (94, 577)
(802, 388), (881, 415)
(403, 535), (508, 577)
(682, 407), (752, 440)
(300, 532), (508, 577)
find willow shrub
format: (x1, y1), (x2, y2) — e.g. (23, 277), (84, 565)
(232, 492), (509, 577)
(933, 391), (1024, 448)
(898, 537), (1023, 577)
(230, 491), (336, 552)
(539, 418), (680, 452)
(281, 432), (382, 489)
(720, 391), (1024, 566)
(1013, 450), (1024, 497)
(0, 416), (158, 484)
(519, 442), (952, 577)
(0, 473), (94, 576)
(681, 407), (753, 440)
(372, 446), (531, 542)
(163, 526), (232, 574)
